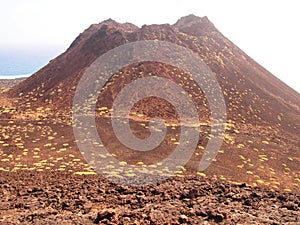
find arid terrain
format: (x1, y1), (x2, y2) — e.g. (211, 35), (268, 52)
(0, 15), (299, 224)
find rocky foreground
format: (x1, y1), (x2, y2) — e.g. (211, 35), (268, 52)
(0, 171), (299, 224)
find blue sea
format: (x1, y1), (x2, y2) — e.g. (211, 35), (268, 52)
(0, 48), (62, 79)
(0, 55), (45, 79)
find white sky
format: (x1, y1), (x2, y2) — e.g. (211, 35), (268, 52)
(0, 0), (299, 93)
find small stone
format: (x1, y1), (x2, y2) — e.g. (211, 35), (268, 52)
(94, 209), (115, 224)
(179, 214), (188, 223)
(244, 199), (252, 206)
(83, 203), (92, 214)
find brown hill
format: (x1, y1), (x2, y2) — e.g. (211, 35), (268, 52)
(9, 15), (300, 126)
(2, 15), (300, 192)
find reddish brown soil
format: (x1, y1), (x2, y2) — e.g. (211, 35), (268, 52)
(0, 15), (299, 224)
(0, 171), (299, 224)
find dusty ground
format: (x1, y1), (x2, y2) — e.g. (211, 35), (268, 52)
(0, 75), (299, 224)
(0, 114), (299, 224)
(0, 171), (299, 224)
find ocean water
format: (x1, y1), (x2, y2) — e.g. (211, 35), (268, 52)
(0, 55), (44, 79)
(0, 49), (60, 79)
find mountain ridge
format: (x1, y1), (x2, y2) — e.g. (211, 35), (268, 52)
(2, 15), (299, 192)
(9, 15), (300, 110)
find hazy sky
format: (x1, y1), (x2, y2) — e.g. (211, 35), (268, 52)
(1, 0), (299, 93)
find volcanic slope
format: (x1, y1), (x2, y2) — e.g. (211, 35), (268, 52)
(1, 15), (300, 193)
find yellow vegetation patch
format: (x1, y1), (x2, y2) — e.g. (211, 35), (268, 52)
(125, 173), (136, 177)
(119, 161), (127, 166)
(262, 140), (269, 145)
(73, 159), (81, 162)
(234, 129), (240, 134)
(237, 144), (245, 148)
(197, 172), (206, 177)
(259, 157), (268, 162)
(239, 155), (246, 160)
(74, 171), (97, 175)
(277, 114), (282, 121)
